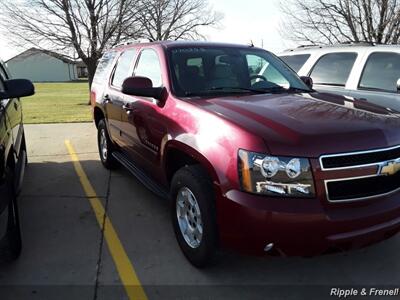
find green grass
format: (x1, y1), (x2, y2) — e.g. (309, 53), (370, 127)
(23, 82), (92, 124)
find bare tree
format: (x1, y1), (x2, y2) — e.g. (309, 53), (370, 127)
(0, 0), (142, 90)
(136, 0), (222, 41)
(281, 0), (400, 45)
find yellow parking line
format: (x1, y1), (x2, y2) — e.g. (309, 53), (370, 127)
(65, 140), (148, 300)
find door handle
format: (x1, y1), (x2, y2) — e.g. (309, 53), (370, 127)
(122, 104), (135, 112)
(103, 95), (111, 104)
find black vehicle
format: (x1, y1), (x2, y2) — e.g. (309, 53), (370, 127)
(0, 60), (34, 261)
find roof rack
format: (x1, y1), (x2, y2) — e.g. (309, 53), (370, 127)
(286, 41), (379, 52)
(112, 39), (153, 48)
(297, 44), (319, 49)
(339, 41), (376, 46)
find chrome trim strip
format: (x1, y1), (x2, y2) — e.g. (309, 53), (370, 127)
(324, 174), (400, 203)
(320, 144), (400, 171)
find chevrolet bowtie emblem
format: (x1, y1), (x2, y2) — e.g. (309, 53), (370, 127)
(379, 159), (400, 176)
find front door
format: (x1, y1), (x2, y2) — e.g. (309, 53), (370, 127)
(120, 48), (166, 178)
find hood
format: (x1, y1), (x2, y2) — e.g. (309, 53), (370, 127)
(192, 92), (400, 157)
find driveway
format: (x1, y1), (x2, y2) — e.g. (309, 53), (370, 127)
(0, 123), (399, 300)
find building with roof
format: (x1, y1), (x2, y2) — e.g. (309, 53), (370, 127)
(6, 48), (87, 82)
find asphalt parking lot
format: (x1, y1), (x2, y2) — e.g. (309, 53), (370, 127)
(0, 123), (399, 300)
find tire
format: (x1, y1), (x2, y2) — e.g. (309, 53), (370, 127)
(0, 167), (22, 262)
(97, 119), (119, 169)
(171, 165), (218, 268)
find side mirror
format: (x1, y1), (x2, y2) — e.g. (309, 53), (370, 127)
(300, 76), (313, 90)
(121, 76), (164, 101)
(397, 78), (400, 93)
(0, 79), (35, 100)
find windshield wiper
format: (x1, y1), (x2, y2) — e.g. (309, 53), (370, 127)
(287, 87), (312, 93)
(207, 86), (267, 94)
(256, 86), (311, 93)
(184, 87), (267, 97)
(183, 86), (311, 97)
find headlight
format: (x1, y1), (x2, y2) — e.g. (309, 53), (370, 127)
(238, 150), (315, 198)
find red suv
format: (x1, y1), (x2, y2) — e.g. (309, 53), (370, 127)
(91, 41), (400, 267)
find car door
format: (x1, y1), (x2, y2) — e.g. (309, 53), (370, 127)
(349, 51), (400, 111)
(308, 52), (358, 97)
(0, 72), (9, 244)
(0, 63), (22, 154)
(105, 48), (137, 145)
(120, 48), (166, 177)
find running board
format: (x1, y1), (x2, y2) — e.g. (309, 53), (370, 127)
(112, 151), (169, 199)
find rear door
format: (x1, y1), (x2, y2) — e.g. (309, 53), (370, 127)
(349, 51), (400, 111)
(106, 48), (137, 145)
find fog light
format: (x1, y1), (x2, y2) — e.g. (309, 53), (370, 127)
(266, 184), (286, 195)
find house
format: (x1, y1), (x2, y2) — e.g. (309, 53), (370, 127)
(76, 61), (88, 78)
(6, 48), (87, 82)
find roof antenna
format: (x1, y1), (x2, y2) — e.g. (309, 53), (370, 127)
(249, 40), (254, 47)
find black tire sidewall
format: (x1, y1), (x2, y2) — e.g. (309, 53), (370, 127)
(171, 166), (218, 268)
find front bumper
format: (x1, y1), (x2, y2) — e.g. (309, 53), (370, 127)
(216, 189), (400, 256)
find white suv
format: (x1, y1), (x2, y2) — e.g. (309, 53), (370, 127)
(279, 44), (400, 111)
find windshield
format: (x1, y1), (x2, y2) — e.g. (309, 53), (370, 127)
(168, 46), (311, 97)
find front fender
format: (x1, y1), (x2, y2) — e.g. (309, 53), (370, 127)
(163, 140), (221, 185)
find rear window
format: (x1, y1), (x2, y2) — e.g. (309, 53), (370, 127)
(93, 51), (117, 84)
(359, 52), (400, 93)
(280, 54), (310, 72)
(310, 52), (357, 86)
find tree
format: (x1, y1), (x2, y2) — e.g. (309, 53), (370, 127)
(135, 0), (222, 41)
(281, 0), (400, 45)
(0, 0), (141, 90)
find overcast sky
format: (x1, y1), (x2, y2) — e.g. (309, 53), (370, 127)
(0, 0), (296, 61)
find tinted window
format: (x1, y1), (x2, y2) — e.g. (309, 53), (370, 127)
(112, 49), (136, 88)
(359, 52), (400, 92)
(168, 47), (309, 97)
(280, 54), (310, 72)
(247, 54), (289, 87)
(134, 49), (162, 87)
(311, 53), (357, 86)
(93, 51), (117, 84)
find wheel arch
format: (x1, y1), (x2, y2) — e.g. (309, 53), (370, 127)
(163, 141), (220, 188)
(93, 106), (106, 128)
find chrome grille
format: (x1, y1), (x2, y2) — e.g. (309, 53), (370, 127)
(320, 145), (400, 202)
(320, 145), (400, 170)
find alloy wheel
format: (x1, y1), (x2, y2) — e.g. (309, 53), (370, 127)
(176, 187), (203, 249)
